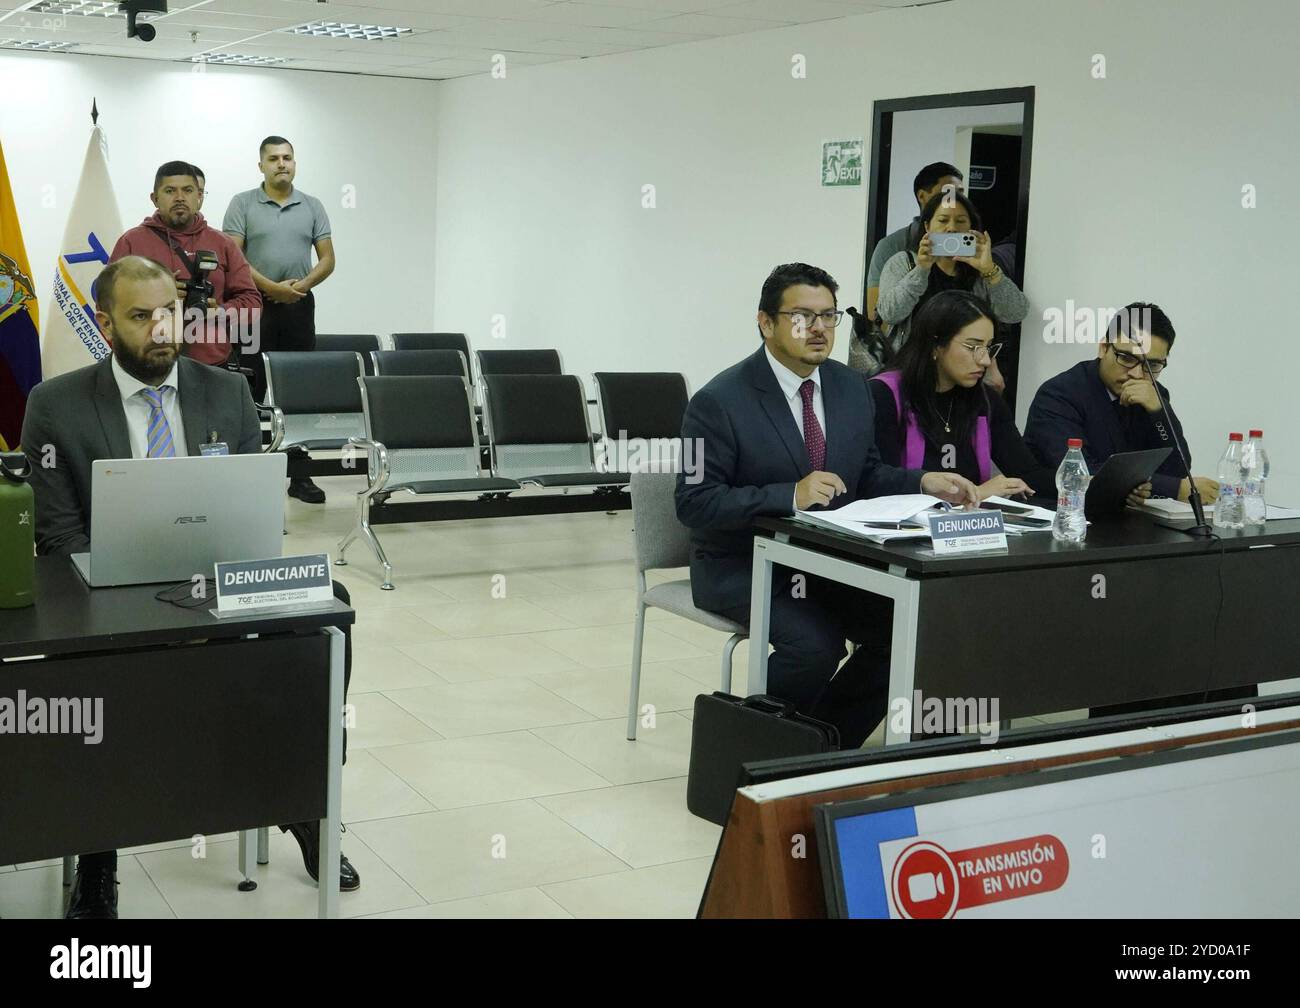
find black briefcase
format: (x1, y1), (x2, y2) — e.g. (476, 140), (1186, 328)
(686, 692), (840, 826)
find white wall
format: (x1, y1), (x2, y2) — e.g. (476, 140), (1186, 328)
(0, 51), (437, 337)
(431, 0), (1300, 503)
(886, 101), (1022, 232)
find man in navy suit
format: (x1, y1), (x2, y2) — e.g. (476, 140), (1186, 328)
(1026, 302), (1244, 718)
(676, 263), (979, 747)
(1024, 302), (1219, 506)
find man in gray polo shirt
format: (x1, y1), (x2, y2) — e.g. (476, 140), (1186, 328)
(223, 135), (336, 503)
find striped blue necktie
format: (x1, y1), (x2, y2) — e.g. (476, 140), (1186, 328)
(140, 386), (177, 458)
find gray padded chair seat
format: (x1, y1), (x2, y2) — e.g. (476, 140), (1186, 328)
(521, 472), (630, 488)
(402, 476), (519, 495)
(642, 579), (748, 633)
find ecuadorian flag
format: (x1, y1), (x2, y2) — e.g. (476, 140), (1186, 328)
(0, 138), (40, 451)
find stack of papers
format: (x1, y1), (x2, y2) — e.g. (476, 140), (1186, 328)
(795, 494), (946, 542)
(795, 494), (1061, 543)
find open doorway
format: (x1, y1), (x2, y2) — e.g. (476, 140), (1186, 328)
(862, 86), (1034, 407)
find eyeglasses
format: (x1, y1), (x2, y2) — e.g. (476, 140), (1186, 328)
(959, 341), (1002, 361)
(1111, 348), (1167, 375)
(777, 310), (844, 328)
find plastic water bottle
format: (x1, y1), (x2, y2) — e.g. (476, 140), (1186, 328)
(1242, 429), (1269, 527)
(1052, 438), (1089, 543)
(1213, 433), (1245, 531)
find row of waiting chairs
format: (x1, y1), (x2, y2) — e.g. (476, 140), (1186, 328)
(264, 350), (686, 457)
(313, 336), (559, 459)
(342, 370), (690, 588)
(261, 350), (689, 588)
(314, 332), (561, 385)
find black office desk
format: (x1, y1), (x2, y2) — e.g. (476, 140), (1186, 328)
(0, 557), (354, 918)
(748, 513), (1300, 743)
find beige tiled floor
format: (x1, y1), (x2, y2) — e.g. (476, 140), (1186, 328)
(1, 474), (1098, 919)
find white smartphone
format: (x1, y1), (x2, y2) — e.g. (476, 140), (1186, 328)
(927, 231), (978, 257)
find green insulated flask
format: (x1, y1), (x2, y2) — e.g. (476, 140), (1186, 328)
(0, 452), (35, 608)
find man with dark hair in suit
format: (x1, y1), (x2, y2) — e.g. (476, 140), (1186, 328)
(676, 263), (979, 747)
(1024, 302), (1219, 507)
(1024, 301), (1243, 717)
(21, 255), (360, 918)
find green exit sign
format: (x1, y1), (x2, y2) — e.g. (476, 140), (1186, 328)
(821, 139), (863, 187)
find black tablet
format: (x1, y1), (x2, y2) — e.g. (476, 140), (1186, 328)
(1085, 447), (1174, 516)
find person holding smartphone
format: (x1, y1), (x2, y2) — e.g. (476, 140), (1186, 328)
(870, 291), (1055, 502)
(876, 190), (1029, 392)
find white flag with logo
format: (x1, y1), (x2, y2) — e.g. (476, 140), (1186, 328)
(41, 125), (122, 378)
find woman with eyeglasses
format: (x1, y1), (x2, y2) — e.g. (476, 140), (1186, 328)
(875, 189), (1028, 392)
(869, 291), (1054, 502)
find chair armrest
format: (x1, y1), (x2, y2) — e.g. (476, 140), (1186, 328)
(257, 405), (285, 454)
(348, 436), (390, 495)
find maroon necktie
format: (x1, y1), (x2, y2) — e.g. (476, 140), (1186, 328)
(799, 379), (825, 471)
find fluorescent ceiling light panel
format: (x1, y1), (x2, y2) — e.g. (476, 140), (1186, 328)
(191, 52), (288, 65)
(285, 21), (414, 41)
(0, 36), (79, 48)
(28, 1), (160, 17)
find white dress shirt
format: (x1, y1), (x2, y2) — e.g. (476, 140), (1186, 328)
(764, 345), (825, 441)
(765, 346), (826, 511)
(111, 356), (188, 459)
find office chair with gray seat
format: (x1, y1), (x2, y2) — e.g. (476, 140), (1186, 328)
(626, 471), (747, 741)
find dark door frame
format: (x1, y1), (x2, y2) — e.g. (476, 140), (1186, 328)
(862, 85), (1035, 406)
(863, 85), (1036, 300)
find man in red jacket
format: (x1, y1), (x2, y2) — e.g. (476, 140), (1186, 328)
(110, 161), (262, 367)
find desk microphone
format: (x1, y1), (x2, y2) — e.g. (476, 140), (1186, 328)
(1141, 356), (1213, 538)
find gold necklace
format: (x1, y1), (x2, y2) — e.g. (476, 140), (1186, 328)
(933, 399), (954, 433)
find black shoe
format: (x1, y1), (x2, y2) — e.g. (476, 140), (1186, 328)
(279, 822), (360, 891)
(66, 867), (119, 920)
(288, 477), (326, 503)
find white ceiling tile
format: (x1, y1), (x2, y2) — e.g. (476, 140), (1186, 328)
(340, 0), (560, 17)
(342, 37), (497, 59)
(435, 19), (567, 43)
(842, 0), (951, 7)
(509, 2), (671, 28)
(536, 0), (732, 9)
(495, 51), (571, 64)
(711, 0), (875, 22)
(645, 11), (792, 34)
(421, 56), (506, 75)
(534, 23), (709, 45)
(497, 37), (638, 55)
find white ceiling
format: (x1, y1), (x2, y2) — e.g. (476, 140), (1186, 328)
(0, 0), (954, 80)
